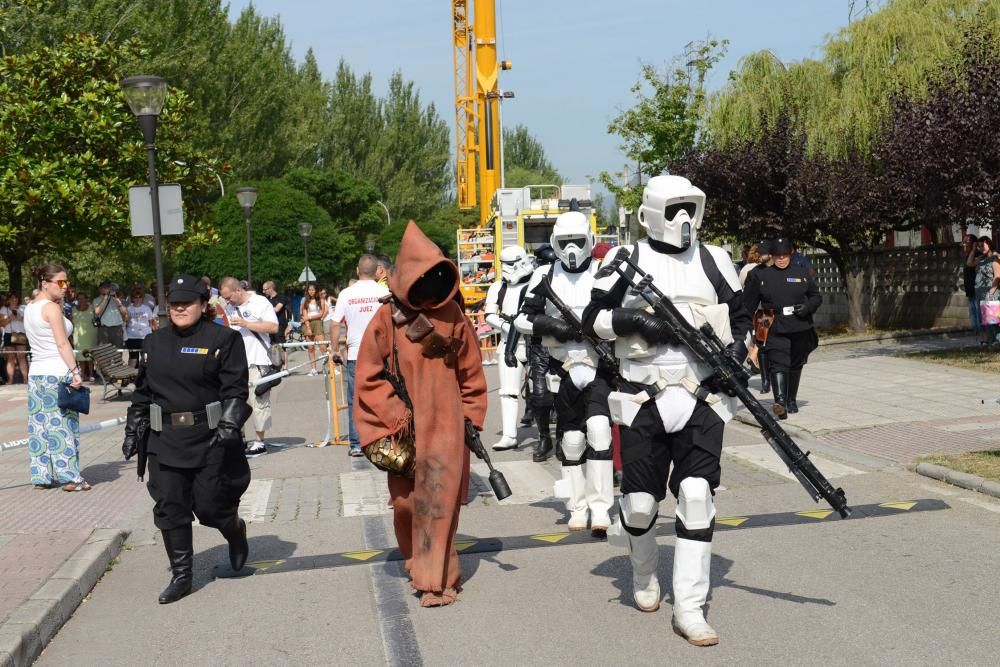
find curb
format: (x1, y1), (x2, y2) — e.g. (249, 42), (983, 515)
(817, 326), (972, 347)
(907, 462), (1000, 500)
(0, 528), (128, 667)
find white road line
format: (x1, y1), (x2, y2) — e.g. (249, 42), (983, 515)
(725, 443), (866, 481)
(240, 479), (273, 522)
(339, 471), (392, 517)
(938, 422), (1000, 433)
(918, 483), (960, 496)
(471, 460), (557, 505)
(957, 496), (1000, 514)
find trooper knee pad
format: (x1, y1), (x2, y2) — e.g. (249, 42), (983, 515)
(560, 430), (586, 466)
(675, 477), (716, 542)
(585, 416), (613, 461)
(620, 492), (658, 536)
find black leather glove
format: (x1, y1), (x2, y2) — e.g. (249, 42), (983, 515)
(612, 308), (675, 345)
(533, 315), (581, 343)
(209, 398), (253, 449)
(724, 340), (748, 365)
(122, 404), (149, 460)
(792, 303), (808, 316)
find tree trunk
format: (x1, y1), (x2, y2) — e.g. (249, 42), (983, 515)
(823, 246), (868, 333)
(5, 258), (23, 300)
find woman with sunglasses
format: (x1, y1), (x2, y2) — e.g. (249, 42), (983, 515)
(24, 264), (90, 491)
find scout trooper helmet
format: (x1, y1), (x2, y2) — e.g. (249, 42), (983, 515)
(499, 244), (532, 284)
(638, 175), (705, 248)
(550, 211), (593, 271)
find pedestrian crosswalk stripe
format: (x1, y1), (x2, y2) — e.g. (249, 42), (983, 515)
(531, 533), (570, 543)
(716, 516), (749, 527)
(214, 499), (950, 578)
(879, 501), (917, 511)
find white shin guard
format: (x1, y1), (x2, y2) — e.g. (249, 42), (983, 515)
(554, 465), (588, 529)
(629, 529), (661, 612)
(672, 537), (719, 646)
(585, 459), (614, 529)
(492, 395), (521, 450)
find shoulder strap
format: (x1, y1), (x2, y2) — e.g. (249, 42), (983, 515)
(698, 244), (727, 296)
(496, 280), (508, 305)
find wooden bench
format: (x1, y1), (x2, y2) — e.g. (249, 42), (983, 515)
(84, 343), (138, 400)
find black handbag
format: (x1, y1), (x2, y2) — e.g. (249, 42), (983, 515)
(58, 383), (91, 415)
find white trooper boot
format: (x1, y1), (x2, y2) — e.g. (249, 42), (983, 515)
(584, 416), (614, 534)
(552, 430), (588, 530)
(672, 538), (719, 646)
(608, 492), (660, 611)
(491, 395), (520, 450)
(671, 477), (719, 646)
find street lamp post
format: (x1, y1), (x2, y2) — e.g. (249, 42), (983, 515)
(298, 223), (313, 284)
(375, 199), (391, 226)
(235, 187), (258, 289)
(120, 75), (169, 325)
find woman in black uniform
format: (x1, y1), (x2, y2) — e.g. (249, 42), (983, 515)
(122, 275), (253, 604)
(742, 238), (822, 419)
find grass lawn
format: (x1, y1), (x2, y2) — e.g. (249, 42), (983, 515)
(919, 450), (1000, 483)
(901, 345), (1000, 373)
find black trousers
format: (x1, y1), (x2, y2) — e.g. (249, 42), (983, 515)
(146, 449), (251, 530)
(526, 339), (553, 408)
(619, 399), (723, 503)
(765, 329), (818, 374)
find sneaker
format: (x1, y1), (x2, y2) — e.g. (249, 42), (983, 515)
(349, 445), (364, 457)
(307, 369), (319, 376)
(244, 441), (267, 458)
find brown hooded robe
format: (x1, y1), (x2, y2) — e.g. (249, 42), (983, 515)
(354, 223), (488, 600)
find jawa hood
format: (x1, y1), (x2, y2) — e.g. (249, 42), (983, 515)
(389, 221), (460, 312)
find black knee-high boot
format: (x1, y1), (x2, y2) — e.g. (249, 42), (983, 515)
(532, 405), (554, 462)
(159, 526), (194, 604)
(771, 372), (788, 420)
(219, 516), (249, 571)
(759, 349), (770, 394)
(787, 369), (802, 414)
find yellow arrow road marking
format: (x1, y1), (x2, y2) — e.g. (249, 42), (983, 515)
(343, 550), (383, 561)
(531, 533), (570, 543)
(454, 541), (477, 551)
(246, 559), (284, 571)
(796, 510), (833, 520)
(717, 516), (749, 527)
(879, 501), (918, 511)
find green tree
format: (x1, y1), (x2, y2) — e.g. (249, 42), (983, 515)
(503, 124), (560, 183)
(0, 32), (219, 295)
(600, 40), (728, 211)
(283, 167), (382, 237)
(177, 179), (357, 288)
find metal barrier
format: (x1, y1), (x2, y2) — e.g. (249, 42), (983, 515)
(271, 340), (351, 447)
(0, 416), (126, 453)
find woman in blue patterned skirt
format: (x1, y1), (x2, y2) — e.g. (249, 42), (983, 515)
(24, 263), (90, 491)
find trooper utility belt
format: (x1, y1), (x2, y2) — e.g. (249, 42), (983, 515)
(149, 402), (222, 431)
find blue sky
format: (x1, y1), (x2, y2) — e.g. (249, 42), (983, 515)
(229, 1), (864, 187)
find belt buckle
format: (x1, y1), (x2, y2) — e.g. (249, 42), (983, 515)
(171, 412), (195, 427)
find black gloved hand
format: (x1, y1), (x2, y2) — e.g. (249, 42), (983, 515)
(210, 398), (252, 449)
(122, 404), (149, 460)
(612, 308), (675, 345)
(792, 303), (808, 316)
(533, 315), (581, 343)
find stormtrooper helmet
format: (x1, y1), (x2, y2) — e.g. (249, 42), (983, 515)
(638, 175), (705, 248)
(550, 211), (593, 271)
(499, 244), (532, 284)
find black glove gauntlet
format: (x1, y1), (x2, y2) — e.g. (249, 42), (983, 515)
(210, 398), (253, 449)
(612, 308), (675, 345)
(533, 315), (581, 343)
(792, 303), (808, 316)
(122, 404), (149, 460)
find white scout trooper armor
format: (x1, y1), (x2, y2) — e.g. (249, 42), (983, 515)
(586, 175), (749, 647)
(485, 245), (533, 451)
(514, 211), (614, 533)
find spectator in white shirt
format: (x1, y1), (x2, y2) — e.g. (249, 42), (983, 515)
(219, 277), (279, 458)
(125, 288), (157, 365)
(329, 255), (390, 456)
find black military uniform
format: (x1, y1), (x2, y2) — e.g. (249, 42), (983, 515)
(123, 275), (253, 604)
(523, 244), (559, 462)
(742, 238), (822, 418)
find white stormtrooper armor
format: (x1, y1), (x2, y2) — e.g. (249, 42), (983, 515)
(485, 245), (532, 451)
(514, 212), (613, 533)
(585, 175), (750, 647)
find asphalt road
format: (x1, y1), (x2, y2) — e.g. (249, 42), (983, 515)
(33, 359), (1000, 666)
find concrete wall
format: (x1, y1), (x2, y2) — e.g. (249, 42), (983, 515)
(808, 245), (971, 330)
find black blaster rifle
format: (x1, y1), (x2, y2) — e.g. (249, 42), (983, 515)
(597, 252), (852, 518)
(535, 276), (632, 389)
(464, 419), (512, 500)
